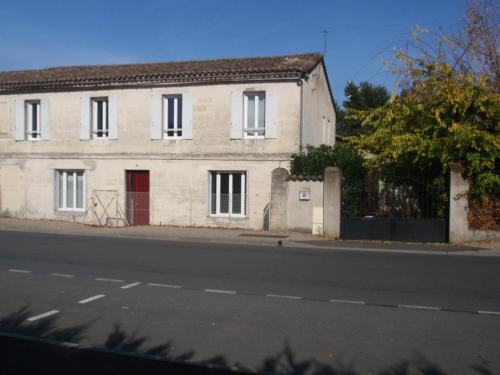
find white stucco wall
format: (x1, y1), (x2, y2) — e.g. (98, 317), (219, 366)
(0, 80), (305, 229)
(286, 180), (324, 234)
(301, 62), (336, 146)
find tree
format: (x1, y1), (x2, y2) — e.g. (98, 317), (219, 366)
(349, 0), (499, 204)
(337, 81), (390, 136)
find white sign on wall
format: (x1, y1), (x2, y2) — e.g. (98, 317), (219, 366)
(299, 188), (311, 201)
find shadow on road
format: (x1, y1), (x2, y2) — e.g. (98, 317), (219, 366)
(0, 307), (496, 375)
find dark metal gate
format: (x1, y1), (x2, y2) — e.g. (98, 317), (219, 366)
(340, 175), (449, 242)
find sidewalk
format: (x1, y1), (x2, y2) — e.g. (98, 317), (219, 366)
(0, 217), (498, 256)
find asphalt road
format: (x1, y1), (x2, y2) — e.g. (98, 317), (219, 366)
(0, 230), (499, 374)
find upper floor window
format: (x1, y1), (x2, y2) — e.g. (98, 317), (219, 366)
(244, 92), (265, 138)
(14, 99), (49, 141)
(230, 90), (275, 140)
(26, 100), (41, 140)
(163, 95), (182, 139)
(92, 97), (109, 139)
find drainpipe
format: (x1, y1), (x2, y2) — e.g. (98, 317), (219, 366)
(298, 78), (304, 149)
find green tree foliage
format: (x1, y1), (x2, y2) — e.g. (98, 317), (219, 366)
(336, 81), (390, 136)
(290, 144), (366, 216)
(349, 1), (499, 200)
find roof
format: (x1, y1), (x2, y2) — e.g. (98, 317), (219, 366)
(0, 53), (323, 93)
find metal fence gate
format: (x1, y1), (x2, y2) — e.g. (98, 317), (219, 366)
(340, 174), (449, 242)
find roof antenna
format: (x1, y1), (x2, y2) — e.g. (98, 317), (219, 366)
(320, 30), (331, 56)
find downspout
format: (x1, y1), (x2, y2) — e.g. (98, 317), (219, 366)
(298, 78), (304, 149)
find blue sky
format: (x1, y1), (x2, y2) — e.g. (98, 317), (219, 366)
(0, 0), (468, 104)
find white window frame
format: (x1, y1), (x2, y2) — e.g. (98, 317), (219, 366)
(163, 95), (182, 139)
(91, 97), (109, 139)
(209, 171), (247, 217)
(26, 100), (41, 140)
(243, 91), (265, 139)
(57, 170), (86, 212)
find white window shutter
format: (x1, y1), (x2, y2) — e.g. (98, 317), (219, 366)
(15, 100), (25, 141)
(80, 97), (91, 140)
(108, 96), (118, 139)
(182, 93), (193, 140)
(150, 95), (162, 140)
(230, 91), (243, 139)
(265, 90), (277, 139)
(40, 99), (50, 140)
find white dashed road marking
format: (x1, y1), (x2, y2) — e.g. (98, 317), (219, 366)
(266, 294), (302, 300)
(330, 299), (366, 305)
(204, 288), (237, 295)
(8, 269), (31, 274)
(27, 310), (59, 322)
(121, 282), (142, 289)
(147, 283), (182, 289)
(95, 278), (125, 283)
(398, 304), (440, 311)
(78, 294), (106, 304)
(50, 273), (75, 278)
(478, 310), (500, 315)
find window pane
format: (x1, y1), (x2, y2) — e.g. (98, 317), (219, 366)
(247, 95), (255, 130)
(220, 173), (229, 213)
(76, 172), (84, 209)
(66, 173), (74, 208)
(97, 101), (103, 131)
(59, 172), (64, 208)
(258, 94), (266, 133)
(210, 172), (217, 214)
(167, 98), (174, 130)
(232, 173), (242, 214)
(177, 96), (182, 130)
(31, 103), (38, 133)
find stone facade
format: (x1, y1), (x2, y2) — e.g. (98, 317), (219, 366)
(0, 56), (336, 230)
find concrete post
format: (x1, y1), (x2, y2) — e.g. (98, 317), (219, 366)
(449, 167), (470, 243)
(323, 167), (341, 239)
(269, 168), (289, 232)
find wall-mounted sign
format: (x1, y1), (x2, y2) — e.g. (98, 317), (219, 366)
(299, 188), (311, 201)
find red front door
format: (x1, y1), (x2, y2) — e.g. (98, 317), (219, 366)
(125, 171), (150, 225)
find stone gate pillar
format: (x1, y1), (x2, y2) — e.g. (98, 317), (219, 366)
(269, 168), (289, 232)
(323, 167), (341, 239)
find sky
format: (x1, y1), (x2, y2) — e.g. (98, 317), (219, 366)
(0, 0), (469, 104)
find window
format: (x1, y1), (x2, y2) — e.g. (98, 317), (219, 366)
(57, 170), (85, 211)
(92, 98), (109, 138)
(26, 100), (41, 140)
(244, 92), (265, 138)
(163, 95), (182, 138)
(210, 171), (246, 216)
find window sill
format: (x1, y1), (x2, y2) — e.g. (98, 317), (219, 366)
(209, 215), (248, 220)
(55, 209), (87, 216)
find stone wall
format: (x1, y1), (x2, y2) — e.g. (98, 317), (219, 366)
(449, 168), (500, 243)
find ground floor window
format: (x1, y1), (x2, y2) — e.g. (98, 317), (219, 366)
(57, 170), (85, 211)
(210, 171), (246, 216)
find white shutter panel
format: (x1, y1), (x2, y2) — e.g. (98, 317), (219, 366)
(15, 100), (25, 141)
(108, 96), (118, 139)
(40, 99), (50, 140)
(265, 90), (277, 139)
(182, 93), (193, 139)
(150, 95), (162, 140)
(80, 97), (91, 140)
(230, 91), (243, 139)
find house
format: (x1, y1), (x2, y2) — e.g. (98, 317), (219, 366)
(0, 53), (336, 229)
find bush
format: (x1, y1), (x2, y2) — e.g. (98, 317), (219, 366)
(290, 144), (366, 216)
